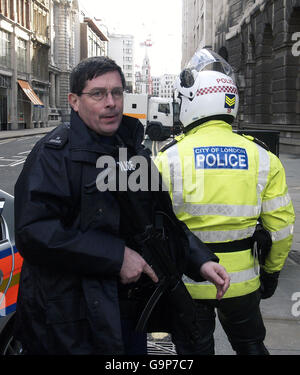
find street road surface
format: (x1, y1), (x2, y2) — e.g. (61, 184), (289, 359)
(0, 135), (43, 195)
(0, 135), (164, 196)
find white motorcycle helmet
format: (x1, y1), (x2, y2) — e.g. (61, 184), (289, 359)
(175, 48), (239, 128)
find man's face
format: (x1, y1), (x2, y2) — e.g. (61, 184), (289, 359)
(68, 71), (124, 136)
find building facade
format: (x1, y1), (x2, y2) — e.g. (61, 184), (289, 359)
(182, 0), (300, 154)
(50, 0), (108, 124)
(49, 0), (79, 125)
(141, 52), (152, 94)
(0, 0), (109, 131)
(159, 73), (176, 98)
(0, 0), (48, 130)
(80, 17), (108, 60)
(31, 0), (50, 128)
(108, 33), (135, 93)
(151, 76), (160, 96)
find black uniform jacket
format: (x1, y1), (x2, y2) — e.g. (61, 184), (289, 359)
(13, 110), (218, 354)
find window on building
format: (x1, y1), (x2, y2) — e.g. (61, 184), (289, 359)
(32, 46), (48, 81)
(17, 38), (27, 72)
(87, 29), (105, 57)
(16, 0), (26, 27)
(33, 4), (48, 36)
(17, 85), (27, 126)
(123, 40), (132, 46)
(0, 29), (10, 67)
(88, 36), (93, 57)
(0, 0), (14, 19)
(0, 74), (11, 88)
(39, 0), (49, 6)
(0, 74), (11, 130)
(32, 99), (44, 123)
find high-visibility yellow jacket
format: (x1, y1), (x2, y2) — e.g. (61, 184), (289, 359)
(155, 120), (295, 299)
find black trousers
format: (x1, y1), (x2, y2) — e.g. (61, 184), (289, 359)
(171, 290), (269, 355)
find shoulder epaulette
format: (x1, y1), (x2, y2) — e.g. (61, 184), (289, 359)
(159, 134), (185, 153)
(241, 134), (270, 152)
(45, 123), (70, 149)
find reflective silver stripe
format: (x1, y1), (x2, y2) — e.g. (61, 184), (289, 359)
(271, 224), (294, 242)
(192, 226), (256, 242)
(255, 144), (270, 211)
(262, 193), (291, 213)
(183, 267), (258, 285)
(166, 144), (184, 213)
(166, 143), (271, 218)
(180, 202), (260, 217)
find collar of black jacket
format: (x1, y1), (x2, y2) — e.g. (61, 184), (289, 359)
(69, 109), (145, 162)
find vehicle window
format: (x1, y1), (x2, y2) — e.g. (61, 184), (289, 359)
(158, 103), (170, 114)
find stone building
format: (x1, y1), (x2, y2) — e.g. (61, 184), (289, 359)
(0, 0), (109, 131)
(80, 17), (108, 60)
(182, 0), (300, 154)
(49, 0), (79, 125)
(140, 51), (152, 94)
(0, 0), (48, 130)
(31, 0), (50, 128)
(50, 1), (108, 124)
(151, 76), (160, 96)
(159, 73), (177, 98)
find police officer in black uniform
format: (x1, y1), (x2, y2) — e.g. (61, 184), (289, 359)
(13, 56), (230, 355)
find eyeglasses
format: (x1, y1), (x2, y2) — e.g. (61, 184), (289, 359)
(80, 87), (124, 101)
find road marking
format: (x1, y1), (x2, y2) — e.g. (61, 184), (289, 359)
(0, 151), (30, 167)
(0, 139), (16, 145)
(9, 160), (26, 167)
(0, 158), (20, 161)
(0, 135), (40, 167)
(16, 137), (31, 141)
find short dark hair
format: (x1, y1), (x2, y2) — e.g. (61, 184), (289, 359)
(70, 56), (126, 95)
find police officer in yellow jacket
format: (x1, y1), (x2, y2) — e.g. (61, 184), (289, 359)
(155, 49), (295, 355)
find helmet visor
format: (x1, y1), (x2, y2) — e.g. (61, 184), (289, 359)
(182, 49), (235, 88)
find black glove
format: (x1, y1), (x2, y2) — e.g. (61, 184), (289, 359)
(259, 269), (280, 299)
(252, 224), (272, 265)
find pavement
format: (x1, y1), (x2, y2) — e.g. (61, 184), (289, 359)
(1, 127), (300, 355)
(0, 126), (57, 140)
